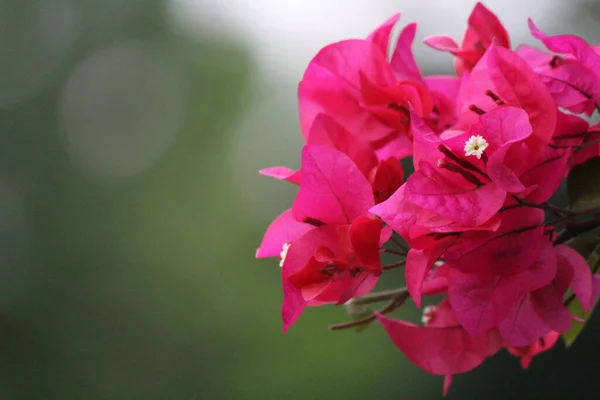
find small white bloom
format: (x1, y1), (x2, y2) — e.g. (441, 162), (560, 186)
(421, 305), (437, 326)
(464, 135), (489, 159)
(279, 242), (291, 267)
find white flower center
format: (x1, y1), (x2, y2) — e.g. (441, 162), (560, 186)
(464, 135), (489, 159)
(421, 305), (437, 326)
(279, 242), (291, 267)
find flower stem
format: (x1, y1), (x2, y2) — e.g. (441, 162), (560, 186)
(381, 249), (406, 257)
(329, 289), (410, 331)
(390, 236), (409, 252)
(555, 213), (600, 245)
(383, 260), (406, 270)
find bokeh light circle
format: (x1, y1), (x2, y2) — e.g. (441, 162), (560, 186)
(59, 41), (186, 183)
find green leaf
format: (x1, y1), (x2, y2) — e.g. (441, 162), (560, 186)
(566, 235), (600, 258)
(562, 242), (600, 347)
(567, 157), (600, 209)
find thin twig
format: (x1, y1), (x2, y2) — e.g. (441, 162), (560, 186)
(329, 290), (410, 331)
(382, 260), (407, 270)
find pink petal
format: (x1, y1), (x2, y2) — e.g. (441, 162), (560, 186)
(443, 375), (453, 397)
(528, 19), (600, 75)
(479, 106), (533, 192)
(406, 242), (453, 307)
(405, 161), (506, 227)
(259, 167), (301, 185)
(449, 240), (557, 336)
(369, 184), (420, 241)
(298, 40), (396, 141)
(530, 284), (572, 333)
(390, 23), (423, 82)
(256, 209), (313, 258)
(349, 216), (383, 269)
(499, 294), (551, 346)
(423, 35), (459, 52)
(519, 149), (568, 203)
(468, 2), (510, 49)
(281, 226), (342, 331)
(293, 145), (374, 225)
(424, 75), (460, 101)
(488, 47), (557, 146)
(367, 13), (401, 56)
(556, 244), (593, 311)
(376, 313), (491, 376)
(307, 113), (378, 177)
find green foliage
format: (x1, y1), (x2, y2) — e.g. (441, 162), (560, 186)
(567, 157), (600, 209)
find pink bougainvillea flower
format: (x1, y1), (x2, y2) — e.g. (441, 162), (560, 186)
(257, 3), (600, 386)
(293, 145), (374, 226)
(282, 217), (384, 331)
(299, 40), (408, 143)
(404, 106), (538, 228)
(425, 2), (510, 75)
(376, 297), (501, 394)
(298, 28), (433, 159)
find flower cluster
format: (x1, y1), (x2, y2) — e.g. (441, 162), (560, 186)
(256, 2), (600, 394)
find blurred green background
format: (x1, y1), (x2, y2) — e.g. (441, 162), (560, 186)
(2, 0), (600, 399)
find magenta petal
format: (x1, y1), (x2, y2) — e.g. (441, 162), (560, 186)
(406, 244), (451, 307)
(376, 313), (490, 375)
(424, 35), (459, 52)
(368, 13), (401, 55)
(307, 113), (378, 177)
(449, 240), (557, 336)
(293, 145), (374, 225)
(528, 19), (600, 76)
(530, 284), (572, 333)
(477, 106), (533, 192)
(369, 184), (420, 241)
(443, 375), (453, 397)
(444, 208), (545, 274)
(499, 294), (551, 346)
(556, 244), (593, 311)
(259, 167), (302, 185)
(488, 47), (557, 145)
(256, 209), (313, 258)
(486, 145), (526, 193)
(390, 22), (423, 83)
(281, 226), (342, 331)
(298, 40), (397, 142)
(424, 75), (460, 101)
(519, 149), (568, 203)
(405, 161), (506, 227)
(281, 280), (307, 333)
